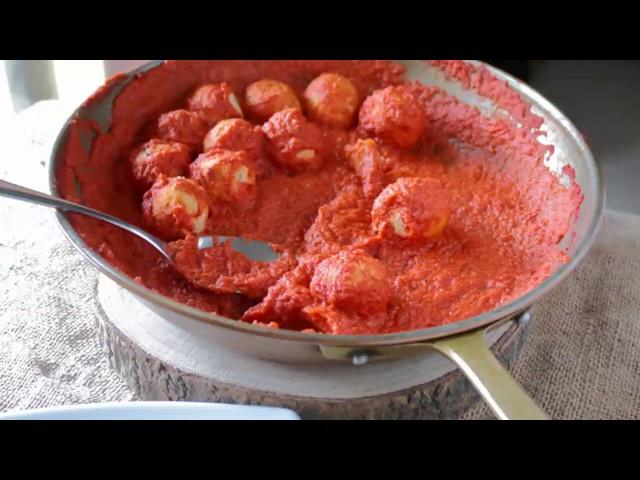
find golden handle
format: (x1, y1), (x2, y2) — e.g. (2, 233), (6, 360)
(429, 328), (548, 420)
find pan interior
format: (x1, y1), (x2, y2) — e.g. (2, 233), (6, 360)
(50, 60), (602, 346)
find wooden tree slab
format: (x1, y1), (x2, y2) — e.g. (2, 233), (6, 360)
(94, 275), (531, 419)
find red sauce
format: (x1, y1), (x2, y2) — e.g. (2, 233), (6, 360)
(57, 60), (583, 334)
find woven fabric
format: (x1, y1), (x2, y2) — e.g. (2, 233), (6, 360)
(1, 101), (639, 419)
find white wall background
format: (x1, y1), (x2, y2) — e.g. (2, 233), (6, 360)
(0, 62), (13, 131)
(0, 60), (151, 122)
(0, 60), (149, 173)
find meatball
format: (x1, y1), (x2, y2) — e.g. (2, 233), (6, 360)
(203, 118), (270, 178)
(303, 73), (359, 128)
(372, 177), (451, 242)
(245, 79), (301, 123)
(203, 118), (263, 159)
(310, 250), (391, 315)
(261, 108), (324, 171)
(142, 176), (210, 240)
(203, 118), (272, 178)
(157, 109), (210, 150)
(129, 139), (192, 190)
(187, 83), (243, 125)
(344, 138), (389, 199)
(359, 85), (425, 148)
(188, 149), (257, 210)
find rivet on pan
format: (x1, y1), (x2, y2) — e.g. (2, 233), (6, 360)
(352, 352), (369, 366)
(520, 311), (532, 325)
(197, 236), (214, 250)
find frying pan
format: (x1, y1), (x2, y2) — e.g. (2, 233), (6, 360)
(48, 60), (604, 420)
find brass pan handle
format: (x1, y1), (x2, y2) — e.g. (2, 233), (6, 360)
(428, 327), (548, 420)
(319, 315), (548, 420)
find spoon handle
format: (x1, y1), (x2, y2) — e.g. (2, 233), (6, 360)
(2, 178), (111, 218)
(0, 179), (169, 257)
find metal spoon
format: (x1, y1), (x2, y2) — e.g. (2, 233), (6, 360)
(0, 179), (279, 263)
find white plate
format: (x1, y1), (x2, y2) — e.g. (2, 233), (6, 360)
(0, 402), (300, 420)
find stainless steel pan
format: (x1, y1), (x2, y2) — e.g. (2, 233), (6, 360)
(49, 60), (605, 420)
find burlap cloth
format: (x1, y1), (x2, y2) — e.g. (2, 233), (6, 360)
(1, 101), (639, 419)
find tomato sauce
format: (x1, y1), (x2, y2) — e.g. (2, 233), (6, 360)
(56, 60), (582, 334)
